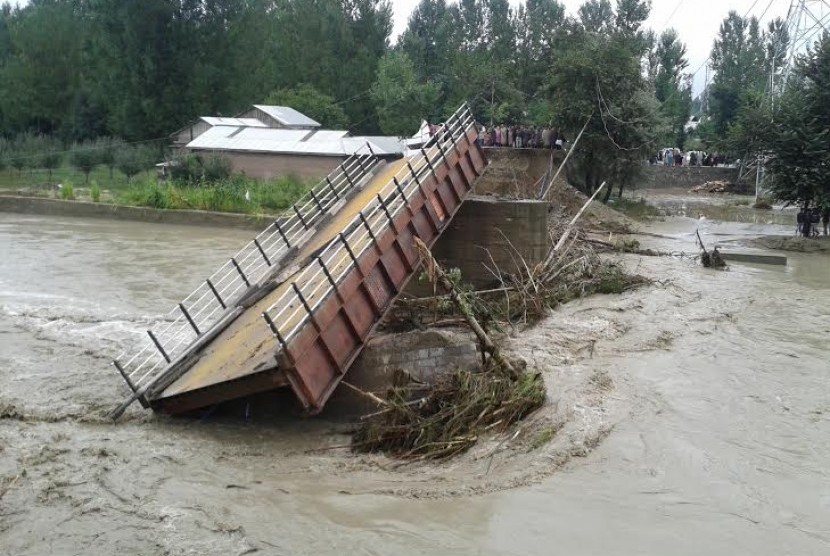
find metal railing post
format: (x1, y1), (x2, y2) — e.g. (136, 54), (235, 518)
(178, 303), (201, 336)
(310, 189), (325, 214)
(262, 311), (287, 348)
(113, 360), (137, 393)
(147, 330), (171, 363)
(206, 279), (227, 310)
(293, 206), (309, 229)
(274, 220), (291, 247)
(377, 193), (395, 228)
(253, 238), (272, 266)
(359, 212), (378, 245)
(339, 233), (359, 267)
(231, 257), (251, 288)
(326, 177), (340, 199)
(291, 283), (313, 317)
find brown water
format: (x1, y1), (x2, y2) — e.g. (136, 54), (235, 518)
(1, 211), (829, 555)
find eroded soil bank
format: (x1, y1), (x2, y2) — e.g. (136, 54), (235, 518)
(1, 211), (829, 555)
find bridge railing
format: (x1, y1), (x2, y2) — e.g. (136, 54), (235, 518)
(261, 103), (475, 351)
(113, 146), (383, 395)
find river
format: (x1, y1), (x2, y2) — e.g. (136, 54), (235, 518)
(1, 209), (828, 555)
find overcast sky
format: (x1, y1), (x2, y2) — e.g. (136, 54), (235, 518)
(390, 0), (795, 94)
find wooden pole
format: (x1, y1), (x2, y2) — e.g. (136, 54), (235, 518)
(552, 181), (607, 253)
(414, 237), (517, 379)
(539, 113), (593, 200)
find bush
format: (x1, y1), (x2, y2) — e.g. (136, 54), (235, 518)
(90, 180), (101, 202)
(169, 154), (232, 183)
(61, 182), (75, 200)
(118, 173), (313, 214)
(116, 144), (157, 182)
(202, 155), (232, 182)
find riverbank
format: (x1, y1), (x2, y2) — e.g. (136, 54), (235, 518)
(0, 194), (275, 230)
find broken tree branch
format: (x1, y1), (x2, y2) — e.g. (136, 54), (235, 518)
(414, 237), (517, 379)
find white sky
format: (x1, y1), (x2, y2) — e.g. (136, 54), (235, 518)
(390, 0), (796, 94)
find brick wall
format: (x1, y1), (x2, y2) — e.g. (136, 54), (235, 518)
(193, 151), (344, 181)
(323, 329), (480, 417)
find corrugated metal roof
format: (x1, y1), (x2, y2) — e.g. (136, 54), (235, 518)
(357, 136), (409, 154)
(201, 117), (267, 127)
(232, 128), (313, 141)
(305, 130), (350, 142)
(253, 105), (321, 128)
(186, 131), (404, 157)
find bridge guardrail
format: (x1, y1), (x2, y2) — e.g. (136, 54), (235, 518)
(261, 103), (475, 352)
(113, 145), (382, 396)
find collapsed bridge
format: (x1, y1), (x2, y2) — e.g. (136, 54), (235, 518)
(111, 103), (488, 417)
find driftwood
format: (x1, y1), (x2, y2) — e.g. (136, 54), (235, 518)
(414, 237), (517, 379)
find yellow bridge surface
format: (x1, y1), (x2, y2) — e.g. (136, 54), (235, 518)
(159, 158), (411, 399)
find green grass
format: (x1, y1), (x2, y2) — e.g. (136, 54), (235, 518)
(0, 163), (133, 192)
(0, 162), (314, 216)
(117, 175), (313, 215)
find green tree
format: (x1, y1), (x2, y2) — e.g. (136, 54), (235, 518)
(0, 1), (83, 136)
(116, 144), (157, 182)
(264, 84), (349, 129)
(69, 141), (101, 184)
(762, 35), (830, 228)
(548, 3), (659, 201)
(38, 135), (63, 181)
(371, 52), (440, 136)
(98, 137), (123, 179)
(654, 29), (692, 148)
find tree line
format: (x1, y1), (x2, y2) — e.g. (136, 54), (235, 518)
(0, 0), (822, 207)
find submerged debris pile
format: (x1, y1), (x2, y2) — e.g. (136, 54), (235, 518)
(353, 362), (545, 460)
(696, 231), (727, 269)
(355, 193), (649, 460)
(691, 180), (735, 194)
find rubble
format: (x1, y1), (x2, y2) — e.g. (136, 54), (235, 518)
(690, 180), (736, 194)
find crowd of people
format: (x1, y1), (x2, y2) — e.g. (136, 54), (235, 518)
(796, 206), (830, 237)
(650, 148), (732, 167)
(477, 125), (567, 150)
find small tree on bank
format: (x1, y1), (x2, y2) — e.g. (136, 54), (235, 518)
(116, 144), (157, 182)
(69, 141), (101, 183)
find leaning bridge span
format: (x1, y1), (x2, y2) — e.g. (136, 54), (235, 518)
(111, 103), (488, 417)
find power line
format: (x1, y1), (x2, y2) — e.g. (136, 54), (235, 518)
(661, 0), (686, 28)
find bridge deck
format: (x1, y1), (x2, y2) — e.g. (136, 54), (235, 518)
(152, 159), (410, 411)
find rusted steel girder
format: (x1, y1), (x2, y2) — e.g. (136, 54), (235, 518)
(277, 127), (487, 412)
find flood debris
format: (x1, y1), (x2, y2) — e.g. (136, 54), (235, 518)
(697, 230), (727, 269)
(353, 238), (546, 460)
(354, 185), (651, 460)
(691, 180), (735, 194)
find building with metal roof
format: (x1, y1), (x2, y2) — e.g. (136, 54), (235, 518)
(175, 104), (407, 181)
(246, 105), (322, 129)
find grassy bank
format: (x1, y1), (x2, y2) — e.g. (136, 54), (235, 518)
(1, 167), (315, 216)
(0, 165), (133, 192)
(116, 176), (313, 214)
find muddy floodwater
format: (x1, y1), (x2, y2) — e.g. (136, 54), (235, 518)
(1, 208), (829, 555)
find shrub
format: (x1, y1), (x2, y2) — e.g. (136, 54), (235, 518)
(90, 180), (101, 202)
(61, 182), (75, 201)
